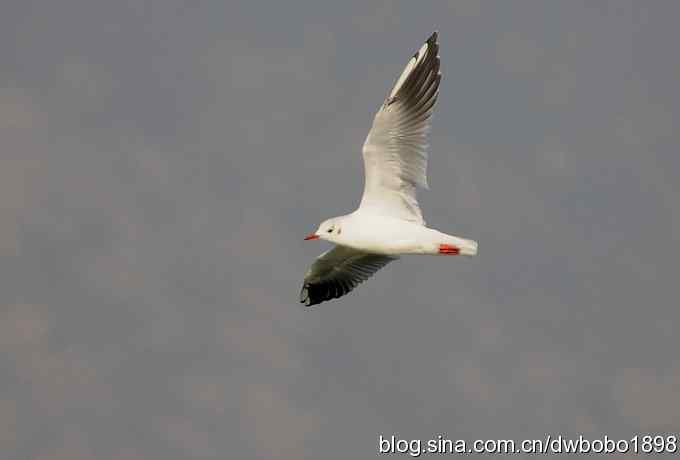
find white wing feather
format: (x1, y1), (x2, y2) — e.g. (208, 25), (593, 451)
(360, 32), (441, 224)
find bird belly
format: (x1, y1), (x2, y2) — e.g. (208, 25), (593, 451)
(346, 225), (476, 256)
(342, 221), (436, 255)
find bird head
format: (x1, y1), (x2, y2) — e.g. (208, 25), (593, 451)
(304, 218), (343, 243)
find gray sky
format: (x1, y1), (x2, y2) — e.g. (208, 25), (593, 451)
(2, 1), (679, 459)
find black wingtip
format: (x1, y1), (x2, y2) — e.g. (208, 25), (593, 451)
(299, 284), (313, 307)
(299, 280), (354, 307)
(299, 282), (329, 307)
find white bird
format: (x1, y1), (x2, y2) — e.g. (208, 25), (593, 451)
(301, 32), (477, 306)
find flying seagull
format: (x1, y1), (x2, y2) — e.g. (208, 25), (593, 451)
(301, 32), (477, 306)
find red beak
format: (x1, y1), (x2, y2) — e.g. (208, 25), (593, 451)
(304, 233), (319, 241)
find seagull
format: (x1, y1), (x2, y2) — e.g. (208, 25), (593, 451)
(300, 32), (478, 306)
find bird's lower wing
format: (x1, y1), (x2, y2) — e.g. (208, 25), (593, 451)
(300, 246), (398, 306)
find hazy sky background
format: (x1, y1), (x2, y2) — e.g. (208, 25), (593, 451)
(2, 1), (679, 459)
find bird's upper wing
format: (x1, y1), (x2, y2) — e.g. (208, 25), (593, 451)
(359, 32), (441, 225)
(300, 245), (397, 306)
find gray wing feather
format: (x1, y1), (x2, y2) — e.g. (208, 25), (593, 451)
(360, 32), (441, 224)
(300, 246), (398, 306)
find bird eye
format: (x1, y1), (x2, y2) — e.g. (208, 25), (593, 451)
(327, 228), (333, 233)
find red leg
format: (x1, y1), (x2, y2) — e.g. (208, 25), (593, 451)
(438, 244), (460, 255)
